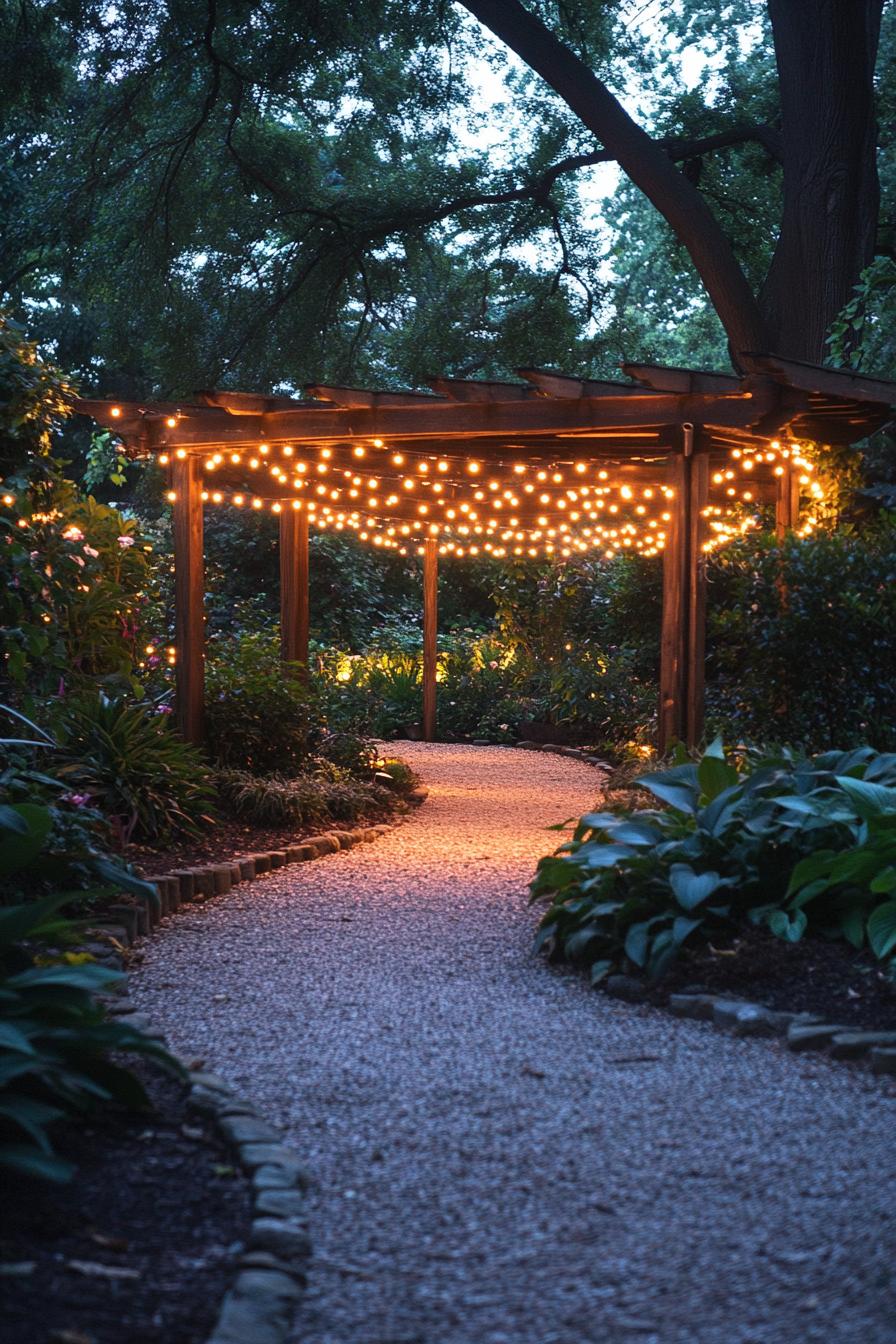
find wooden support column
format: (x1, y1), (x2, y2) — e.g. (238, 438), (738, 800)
(775, 457), (801, 539)
(659, 423), (707, 753)
(659, 450), (688, 754)
(685, 444), (709, 749)
(172, 453), (204, 745)
(280, 507), (310, 680)
(422, 538), (438, 742)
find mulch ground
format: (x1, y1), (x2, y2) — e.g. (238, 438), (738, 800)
(0, 1060), (252, 1344)
(126, 805), (394, 879)
(649, 923), (896, 1030)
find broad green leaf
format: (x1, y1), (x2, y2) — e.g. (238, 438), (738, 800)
(0, 1144), (74, 1182)
(635, 764), (700, 815)
(589, 960), (613, 986)
(0, 804), (52, 874)
(697, 752), (739, 802)
(668, 865), (723, 911)
(867, 902), (896, 960)
(835, 775), (896, 819)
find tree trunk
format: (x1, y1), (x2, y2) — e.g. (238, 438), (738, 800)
(760, 0), (882, 361)
(460, 0), (769, 359)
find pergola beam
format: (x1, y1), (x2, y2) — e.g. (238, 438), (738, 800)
(78, 390), (770, 448)
(518, 367), (655, 398)
(622, 362), (742, 393)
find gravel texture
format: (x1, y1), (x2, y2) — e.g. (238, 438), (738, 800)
(131, 743), (896, 1344)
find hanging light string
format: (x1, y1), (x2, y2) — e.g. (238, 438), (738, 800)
(153, 434), (821, 558)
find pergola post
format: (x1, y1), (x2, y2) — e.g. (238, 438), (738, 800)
(659, 450), (688, 753)
(422, 537), (438, 742)
(172, 453), (205, 745)
(685, 446), (709, 749)
(279, 506), (310, 680)
(775, 457), (801, 539)
(659, 424), (706, 754)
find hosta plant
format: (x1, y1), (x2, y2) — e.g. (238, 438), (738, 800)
(531, 740), (896, 983)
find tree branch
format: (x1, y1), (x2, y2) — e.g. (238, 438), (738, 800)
(459, 0), (770, 358)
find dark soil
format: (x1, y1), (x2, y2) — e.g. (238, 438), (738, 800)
(127, 805), (393, 879)
(652, 923), (896, 1030)
(0, 1061), (252, 1344)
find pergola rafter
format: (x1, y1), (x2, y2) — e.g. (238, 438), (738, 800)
(74, 356), (895, 752)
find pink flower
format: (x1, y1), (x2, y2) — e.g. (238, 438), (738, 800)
(489, 660), (499, 670)
(117, 535), (136, 548)
(154, 703), (173, 715)
(62, 792), (90, 808)
(62, 525), (84, 542)
(83, 544), (99, 558)
(71, 554), (85, 568)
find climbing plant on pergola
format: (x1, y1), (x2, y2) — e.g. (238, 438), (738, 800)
(77, 355), (895, 753)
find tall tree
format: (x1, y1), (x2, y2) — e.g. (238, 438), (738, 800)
(461, 0), (884, 364)
(0, 1), (889, 387)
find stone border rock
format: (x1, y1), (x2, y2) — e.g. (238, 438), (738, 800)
(602, 975), (896, 1078)
(514, 740), (610, 768)
(85, 818), (401, 952)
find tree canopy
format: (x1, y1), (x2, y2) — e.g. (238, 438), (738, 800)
(1, 1), (893, 395)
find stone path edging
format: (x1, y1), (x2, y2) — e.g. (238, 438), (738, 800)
(603, 975), (896, 1077)
(90, 816), (404, 947)
(91, 950), (313, 1343)
(79, 814), (417, 1340)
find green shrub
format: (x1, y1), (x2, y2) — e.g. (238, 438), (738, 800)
(316, 731), (379, 777)
(531, 739), (896, 983)
(706, 520), (896, 750)
(376, 757), (420, 793)
(53, 696), (214, 844)
(214, 762), (389, 829)
(0, 892), (176, 1181)
(205, 633), (313, 772)
(0, 705), (163, 905)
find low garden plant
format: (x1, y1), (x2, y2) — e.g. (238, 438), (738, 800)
(52, 695), (214, 844)
(531, 739), (896, 984)
(0, 892), (176, 1182)
(0, 711), (177, 1182)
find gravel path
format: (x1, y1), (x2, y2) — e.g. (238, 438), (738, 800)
(132, 744), (896, 1344)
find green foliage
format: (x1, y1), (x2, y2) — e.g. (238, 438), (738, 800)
(532, 740), (896, 984)
(204, 633), (313, 774)
(707, 520), (896, 749)
(0, 315), (73, 482)
(375, 757), (420, 794)
(0, 892), (175, 1182)
(214, 764), (388, 829)
(316, 732), (379, 777)
(0, 705), (160, 907)
(52, 696), (214, 844)
(0, 323), (153, 706)
(83, 430), (128, 492)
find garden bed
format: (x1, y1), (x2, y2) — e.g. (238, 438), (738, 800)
(606, 924), (896, 1032)
(0, 1060), (253, 1344)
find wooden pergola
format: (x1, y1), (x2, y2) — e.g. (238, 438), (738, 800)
(75, 354), (895, 753)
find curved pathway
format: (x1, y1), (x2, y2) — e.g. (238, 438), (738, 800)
(132, 744), (896, 1344)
